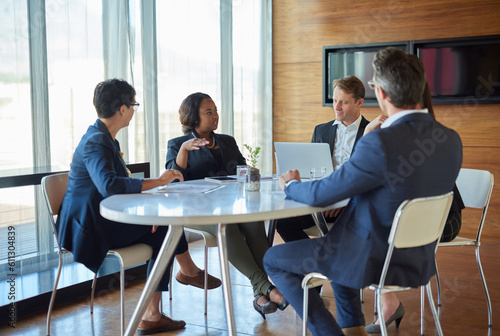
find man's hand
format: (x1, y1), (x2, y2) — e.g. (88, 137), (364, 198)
(323, 207), (344, 218)
(363, 114), (388, 135)
(279, 169), (301, 190)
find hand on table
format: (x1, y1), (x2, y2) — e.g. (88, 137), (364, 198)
(279, 170), (301, 190)
(158, 169), (184, 185)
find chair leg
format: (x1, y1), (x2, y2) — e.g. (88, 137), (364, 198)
(204, 243), (208, 315)
(169, 263), (173, 301)
(360, 288), (364, 304)
(475, 245), (492, 327)
(46, 254), (63, 336)
(302, 283), (309, 336)
(435, 258), (442, 307)
(90, 272), (98, 315)
(420, 286), (425, 336)
(377, 290), (388, 336)
(119, 262), (125, 336)
(426, 282), (444, 336)
(373, 292), (378, 321)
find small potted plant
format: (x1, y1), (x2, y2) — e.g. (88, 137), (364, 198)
(243, 144), (261, 191)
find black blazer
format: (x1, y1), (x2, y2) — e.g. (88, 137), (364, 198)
(166, 132), (246, 181)
(311, 116), (370, 156)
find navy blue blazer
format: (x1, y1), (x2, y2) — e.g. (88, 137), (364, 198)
(285, 113), (462, 289)
(56, 119), (143, 273)
(311, 116), (370, 156)
(166, 132), (246, 180)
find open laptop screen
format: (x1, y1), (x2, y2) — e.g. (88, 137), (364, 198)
(274, 142), (334, 179)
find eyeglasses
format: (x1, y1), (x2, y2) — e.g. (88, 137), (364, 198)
(129, 103), (140, 111)
(367, 80), (377, 90)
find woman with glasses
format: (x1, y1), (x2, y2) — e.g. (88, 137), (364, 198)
(56, 79), (221, 335)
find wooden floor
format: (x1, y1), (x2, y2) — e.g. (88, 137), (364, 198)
(1, 236), (498, 336)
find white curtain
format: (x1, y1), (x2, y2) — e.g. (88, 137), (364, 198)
(155, 0), (222, 172)
(233, 0), (273, 174)
(0, 0), (273, 284)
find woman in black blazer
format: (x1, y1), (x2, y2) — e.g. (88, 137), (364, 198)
(166, 92), (288, 319)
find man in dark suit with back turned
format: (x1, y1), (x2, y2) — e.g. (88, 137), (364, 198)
(264, 47), (462, 336)
(276, 75), (369, 242)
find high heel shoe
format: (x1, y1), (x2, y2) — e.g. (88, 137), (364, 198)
(365, 303), (405, 333)
(266, 285), (289, 311)
(253, 294), (278, 319)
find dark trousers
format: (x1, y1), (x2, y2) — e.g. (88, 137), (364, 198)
(276, 212), (340, 242)
(276, 214), (317, 242)
(110, 224), (189, 292)
(263, 237), (364, 336)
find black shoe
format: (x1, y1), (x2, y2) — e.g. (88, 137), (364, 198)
(365, 303), (405, 333)
(253, 294), (278, 319)
(266, 285), (289, 311)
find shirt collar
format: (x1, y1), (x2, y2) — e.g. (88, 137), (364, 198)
(333, 114), (362, 129)
(381, 109), (428, 129)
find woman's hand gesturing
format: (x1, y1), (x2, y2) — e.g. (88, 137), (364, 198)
(181, 138), (209, 151)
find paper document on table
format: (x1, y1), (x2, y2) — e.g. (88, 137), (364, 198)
(157, 182), (222, 194)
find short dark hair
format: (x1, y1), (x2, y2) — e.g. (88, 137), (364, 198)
(179, 92), (213, 134)
(332, 75), (365, 101)
(372, 47), (426, 109)
(93, 79), (136, 118)
(422, 81), (435, 119)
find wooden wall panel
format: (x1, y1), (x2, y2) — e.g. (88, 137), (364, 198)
(273, 0), (500, 239)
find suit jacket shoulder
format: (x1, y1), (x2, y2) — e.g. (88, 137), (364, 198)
(56, 119), (142, 273)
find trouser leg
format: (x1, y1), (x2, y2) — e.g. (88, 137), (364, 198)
(187, 223), (271, 296)
(276, 215), (315, 242)
(263, 238), (343, 336)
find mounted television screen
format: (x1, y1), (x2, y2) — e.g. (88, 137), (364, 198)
(323, 43), (407, 106)
(415, 37), (500, 105)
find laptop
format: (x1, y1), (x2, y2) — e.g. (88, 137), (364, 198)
(274, 142), (334, 179)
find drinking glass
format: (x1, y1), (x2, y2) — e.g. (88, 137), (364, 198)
(310, 167), (327, 180)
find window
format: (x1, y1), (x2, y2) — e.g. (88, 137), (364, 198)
(0, 0), (272, 301)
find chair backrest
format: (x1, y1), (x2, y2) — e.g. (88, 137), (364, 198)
(41, 173), (69, 251)
(456, 168), (494, 209)
(41, 173), (69, 217)
(378, 192), (454, 287)
(455, 168), (494, 240)
(390, 192), (454, 249)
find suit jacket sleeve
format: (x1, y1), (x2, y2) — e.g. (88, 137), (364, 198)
(286, 131), (386, 207)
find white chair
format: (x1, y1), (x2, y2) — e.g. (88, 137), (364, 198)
(301, 192), (453, 336)
(169, 227), (218, 315)
(435, 168), (494, 327)
(301, 272), (331, 335)
(42, 173), (153, 336)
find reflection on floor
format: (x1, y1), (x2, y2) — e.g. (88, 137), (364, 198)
(1, 237), (498, 335)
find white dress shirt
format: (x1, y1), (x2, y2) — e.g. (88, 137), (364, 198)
(332, 115), (362, 170)
(381, 109), (428, 128)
